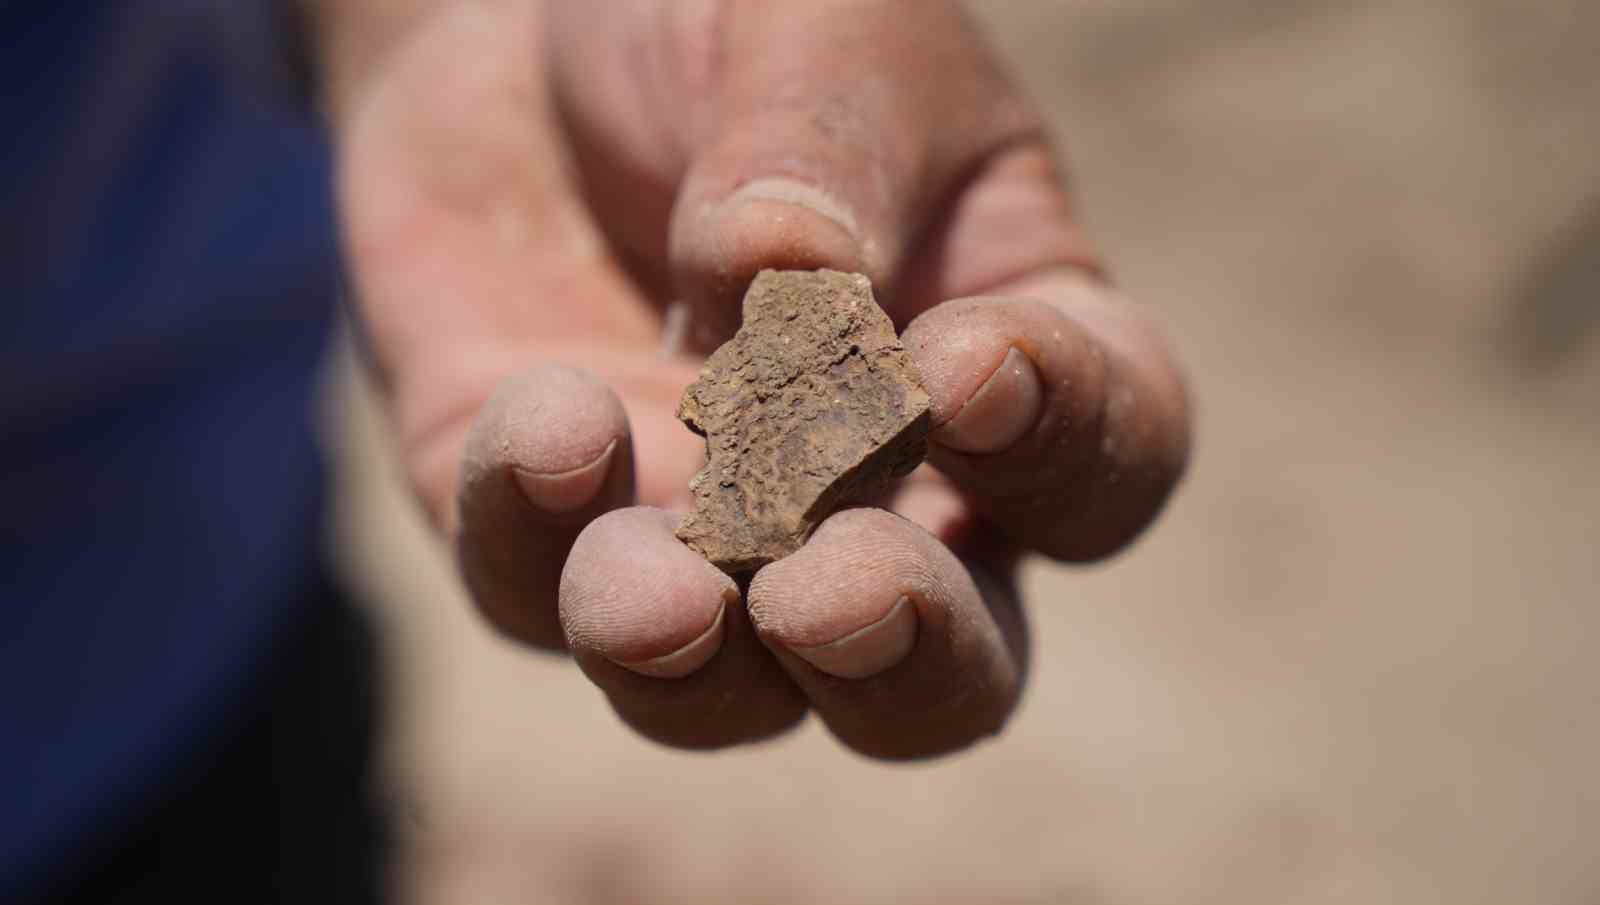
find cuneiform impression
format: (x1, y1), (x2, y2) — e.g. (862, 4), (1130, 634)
(675, 269), (930, 574)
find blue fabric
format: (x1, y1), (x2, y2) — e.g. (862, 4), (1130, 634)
(1, 4), (337, 897)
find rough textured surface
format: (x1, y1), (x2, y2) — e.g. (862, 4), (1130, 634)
(675, 269), (930, 574)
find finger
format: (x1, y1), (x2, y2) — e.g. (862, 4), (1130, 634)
(903, 272), (1190, 562)
(338, 3), (664, 519)
(561, 507), (808, 748)
(748, 508), (1025, 760)
(454, 366), (636, 648)
(667, 0), (1038, 342)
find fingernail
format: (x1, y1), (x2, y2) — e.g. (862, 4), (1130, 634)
(933, 347), (1041, 454)
(787, 596), (918, 680)
(612, 594), (729, 679)
(514, 439), (618, 514)
(722, 177), (860, 240)
(705, 178), (868, 278)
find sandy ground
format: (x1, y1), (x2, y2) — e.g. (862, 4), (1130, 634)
(328, 2), (1600, 902)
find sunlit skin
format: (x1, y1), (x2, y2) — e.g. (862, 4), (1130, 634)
(315, 0), (1190, 759)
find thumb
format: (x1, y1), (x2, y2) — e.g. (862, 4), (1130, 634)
(666, 0), (1035, 343)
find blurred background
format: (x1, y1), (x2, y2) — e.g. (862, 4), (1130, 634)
(324, 1), (1600, 903)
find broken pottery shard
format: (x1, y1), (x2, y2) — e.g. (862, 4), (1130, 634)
(675, 269), (931, 574)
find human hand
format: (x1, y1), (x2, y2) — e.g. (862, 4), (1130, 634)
(320, 0), (1189, 759)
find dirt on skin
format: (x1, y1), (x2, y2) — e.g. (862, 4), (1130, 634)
(674, 269), (931, 574)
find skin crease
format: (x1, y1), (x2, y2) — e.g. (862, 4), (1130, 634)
(315, 0), (1191, 760)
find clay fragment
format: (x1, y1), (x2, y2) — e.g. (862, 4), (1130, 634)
(675, 269), (931, 574)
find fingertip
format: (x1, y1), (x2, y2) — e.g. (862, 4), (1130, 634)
(785, 595), (918, 680)
(560, 507), (736, 677)
(513, 438), (619, 514)
(749, 508), (931, 680)
(749, 506), (1024, 758)
(670, 176), (877, 343)
(931, 346), (1042, 454)
(904, 282), (1189, 563)
(610, 590), (730, 679)
(719, 179), (864, 252)
(453, 365), (638, 648)
(463, 364), (634, 513)
(904, 299), (1064, 456)
(561, 510), (809, 749)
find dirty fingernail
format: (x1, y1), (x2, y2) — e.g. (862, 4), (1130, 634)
(703, 178), (868, 280)
(611, 596), (729, 680)
(787, 596), (918, 680)
(514, 439), (618, 514)
(933, 347), (1041, 454)
(721, 178), (860, 240)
